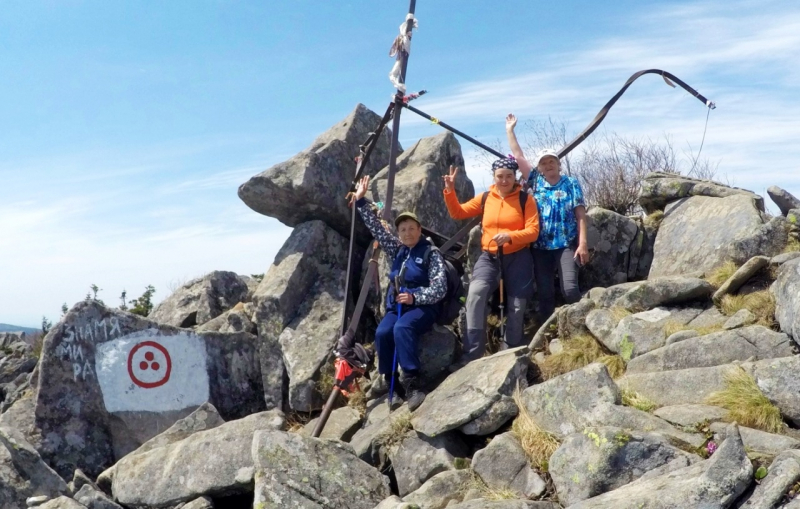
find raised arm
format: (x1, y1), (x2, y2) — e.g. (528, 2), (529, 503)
(505, 114), (533, 181)
(352, 176), (401, 260)
(409, 250), (447, 305)
(442, 165), (483, 220)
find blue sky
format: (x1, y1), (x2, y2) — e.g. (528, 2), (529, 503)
(2, 0), (799, 327)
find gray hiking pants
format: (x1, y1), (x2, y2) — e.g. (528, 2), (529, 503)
(533, 245), (581, 321)
(463, 249), (534, 361)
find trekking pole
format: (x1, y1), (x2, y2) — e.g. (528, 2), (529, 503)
(388, 274), (402, 409)
(498, 244), (506, 340)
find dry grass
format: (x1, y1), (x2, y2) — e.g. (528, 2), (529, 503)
(609, 306), (633, 323)
(718, 290), (776, 328)
(705, 261), (739, 288)
(620, 387), (658, 413)
(346, 384), (367, 416)
(784, 235), (800, 254)
(598, 354), (627, 379)
(539, 334), (607, 380)
(286, 412), (313, 433)
(376, 413), (413, 451)
(706, 367), (785, 434)
(314, 361), (337, 398)
(511, 386), (560, 471)
(643, 210), (665, 229)
(662, 321), (725, 338)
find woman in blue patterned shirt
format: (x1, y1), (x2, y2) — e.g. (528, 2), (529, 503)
(506, 114), (590, 322)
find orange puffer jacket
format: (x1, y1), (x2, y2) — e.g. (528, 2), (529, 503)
(444, 184), (540, 255)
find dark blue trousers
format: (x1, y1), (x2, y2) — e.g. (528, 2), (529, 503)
(375, 305), (438, 376)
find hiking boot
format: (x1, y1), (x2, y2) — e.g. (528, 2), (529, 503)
(401, 375), (426, 412)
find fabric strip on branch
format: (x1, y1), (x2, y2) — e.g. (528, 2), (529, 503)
(389, 14), (418, 92)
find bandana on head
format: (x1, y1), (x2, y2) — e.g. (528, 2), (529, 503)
(491, 155), (519, 173)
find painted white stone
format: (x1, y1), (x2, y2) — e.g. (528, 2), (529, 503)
(95, 329), (209, 413)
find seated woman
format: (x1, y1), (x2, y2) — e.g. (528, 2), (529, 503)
(352, 175), (447, 411)
(505, 113), (590, 322)
(443, 159), (539, 367)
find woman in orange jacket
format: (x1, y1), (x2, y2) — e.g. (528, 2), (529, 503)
(443, 157), (540, 366)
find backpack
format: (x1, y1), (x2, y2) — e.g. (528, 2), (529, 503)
(422, 244), (467, 326)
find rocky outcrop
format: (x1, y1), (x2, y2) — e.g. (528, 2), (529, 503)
(34, 301), (271, 478)
(238, 103), (394, 241)
(712, 255), (770, 303)
(148, 271), (250, 328)
(411, 348), (529, 437)
(649, 194), (786, 278)
(568, 424), (752, 508)
(370, 132), (474, 238)
(768, 185), (800, 216)
(773, 257), (800, 340)
(389, 431), (468, 496)
(638, 172), (764, 213)
(549, 426), (698, 506)
(110, 411), (285, 507)
(582, 208), (640, 288)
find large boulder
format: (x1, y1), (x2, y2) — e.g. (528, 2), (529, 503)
(0, 426), (69, 509)
(773, 257), (800, 340)
(649, 193), (787, 278)
(581, 207), (640, 288)
(238, 103), (394, 241)
(520, 364), (704, 447)
(472, 432), (546, 499)
(626, 326), (796, 373)
(411, 348), (529, 437)
(252, 220), (349, 333)
(389, 430), (468, 496)
(110, 411), (285, 507)
(549, 426), (698, 506)
(370, 132), (474, 238)
(251, 429), (390, 509)
(34, 301), (271, 478)
(638, 171), (764, 214)
(279, 276), (347, 412)
(148, 271), (250, 328)
(768, 185), (800, 216)
(568, 424), (753, 509)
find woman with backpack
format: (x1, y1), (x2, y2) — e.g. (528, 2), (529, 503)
(505, 113), (590, 322)
(352, 175), (447, 411)
(443, 158), (540, 368)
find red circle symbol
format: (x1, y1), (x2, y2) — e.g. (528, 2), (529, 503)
(127, 341), (172, 389)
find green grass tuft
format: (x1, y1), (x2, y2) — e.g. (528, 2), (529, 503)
(718, 290), (776, 328)
(620, 387), (658, 413)
(706, 367), (785, 433)
(705, 261), (739, 288)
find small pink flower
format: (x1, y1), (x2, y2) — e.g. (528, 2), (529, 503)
(706, 441), (718, 455)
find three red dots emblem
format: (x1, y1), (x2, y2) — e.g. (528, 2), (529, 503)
(127, 341), (172, 389)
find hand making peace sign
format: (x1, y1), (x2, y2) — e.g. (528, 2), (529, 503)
(443, 165), (458, 192)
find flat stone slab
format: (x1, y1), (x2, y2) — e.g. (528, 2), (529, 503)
(411, 348), (528, 437)
(626, 326), (795, 373)
(712, 256), (770, 303)
(653, 404), (728, 427)
(710, 422), (800, 457)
